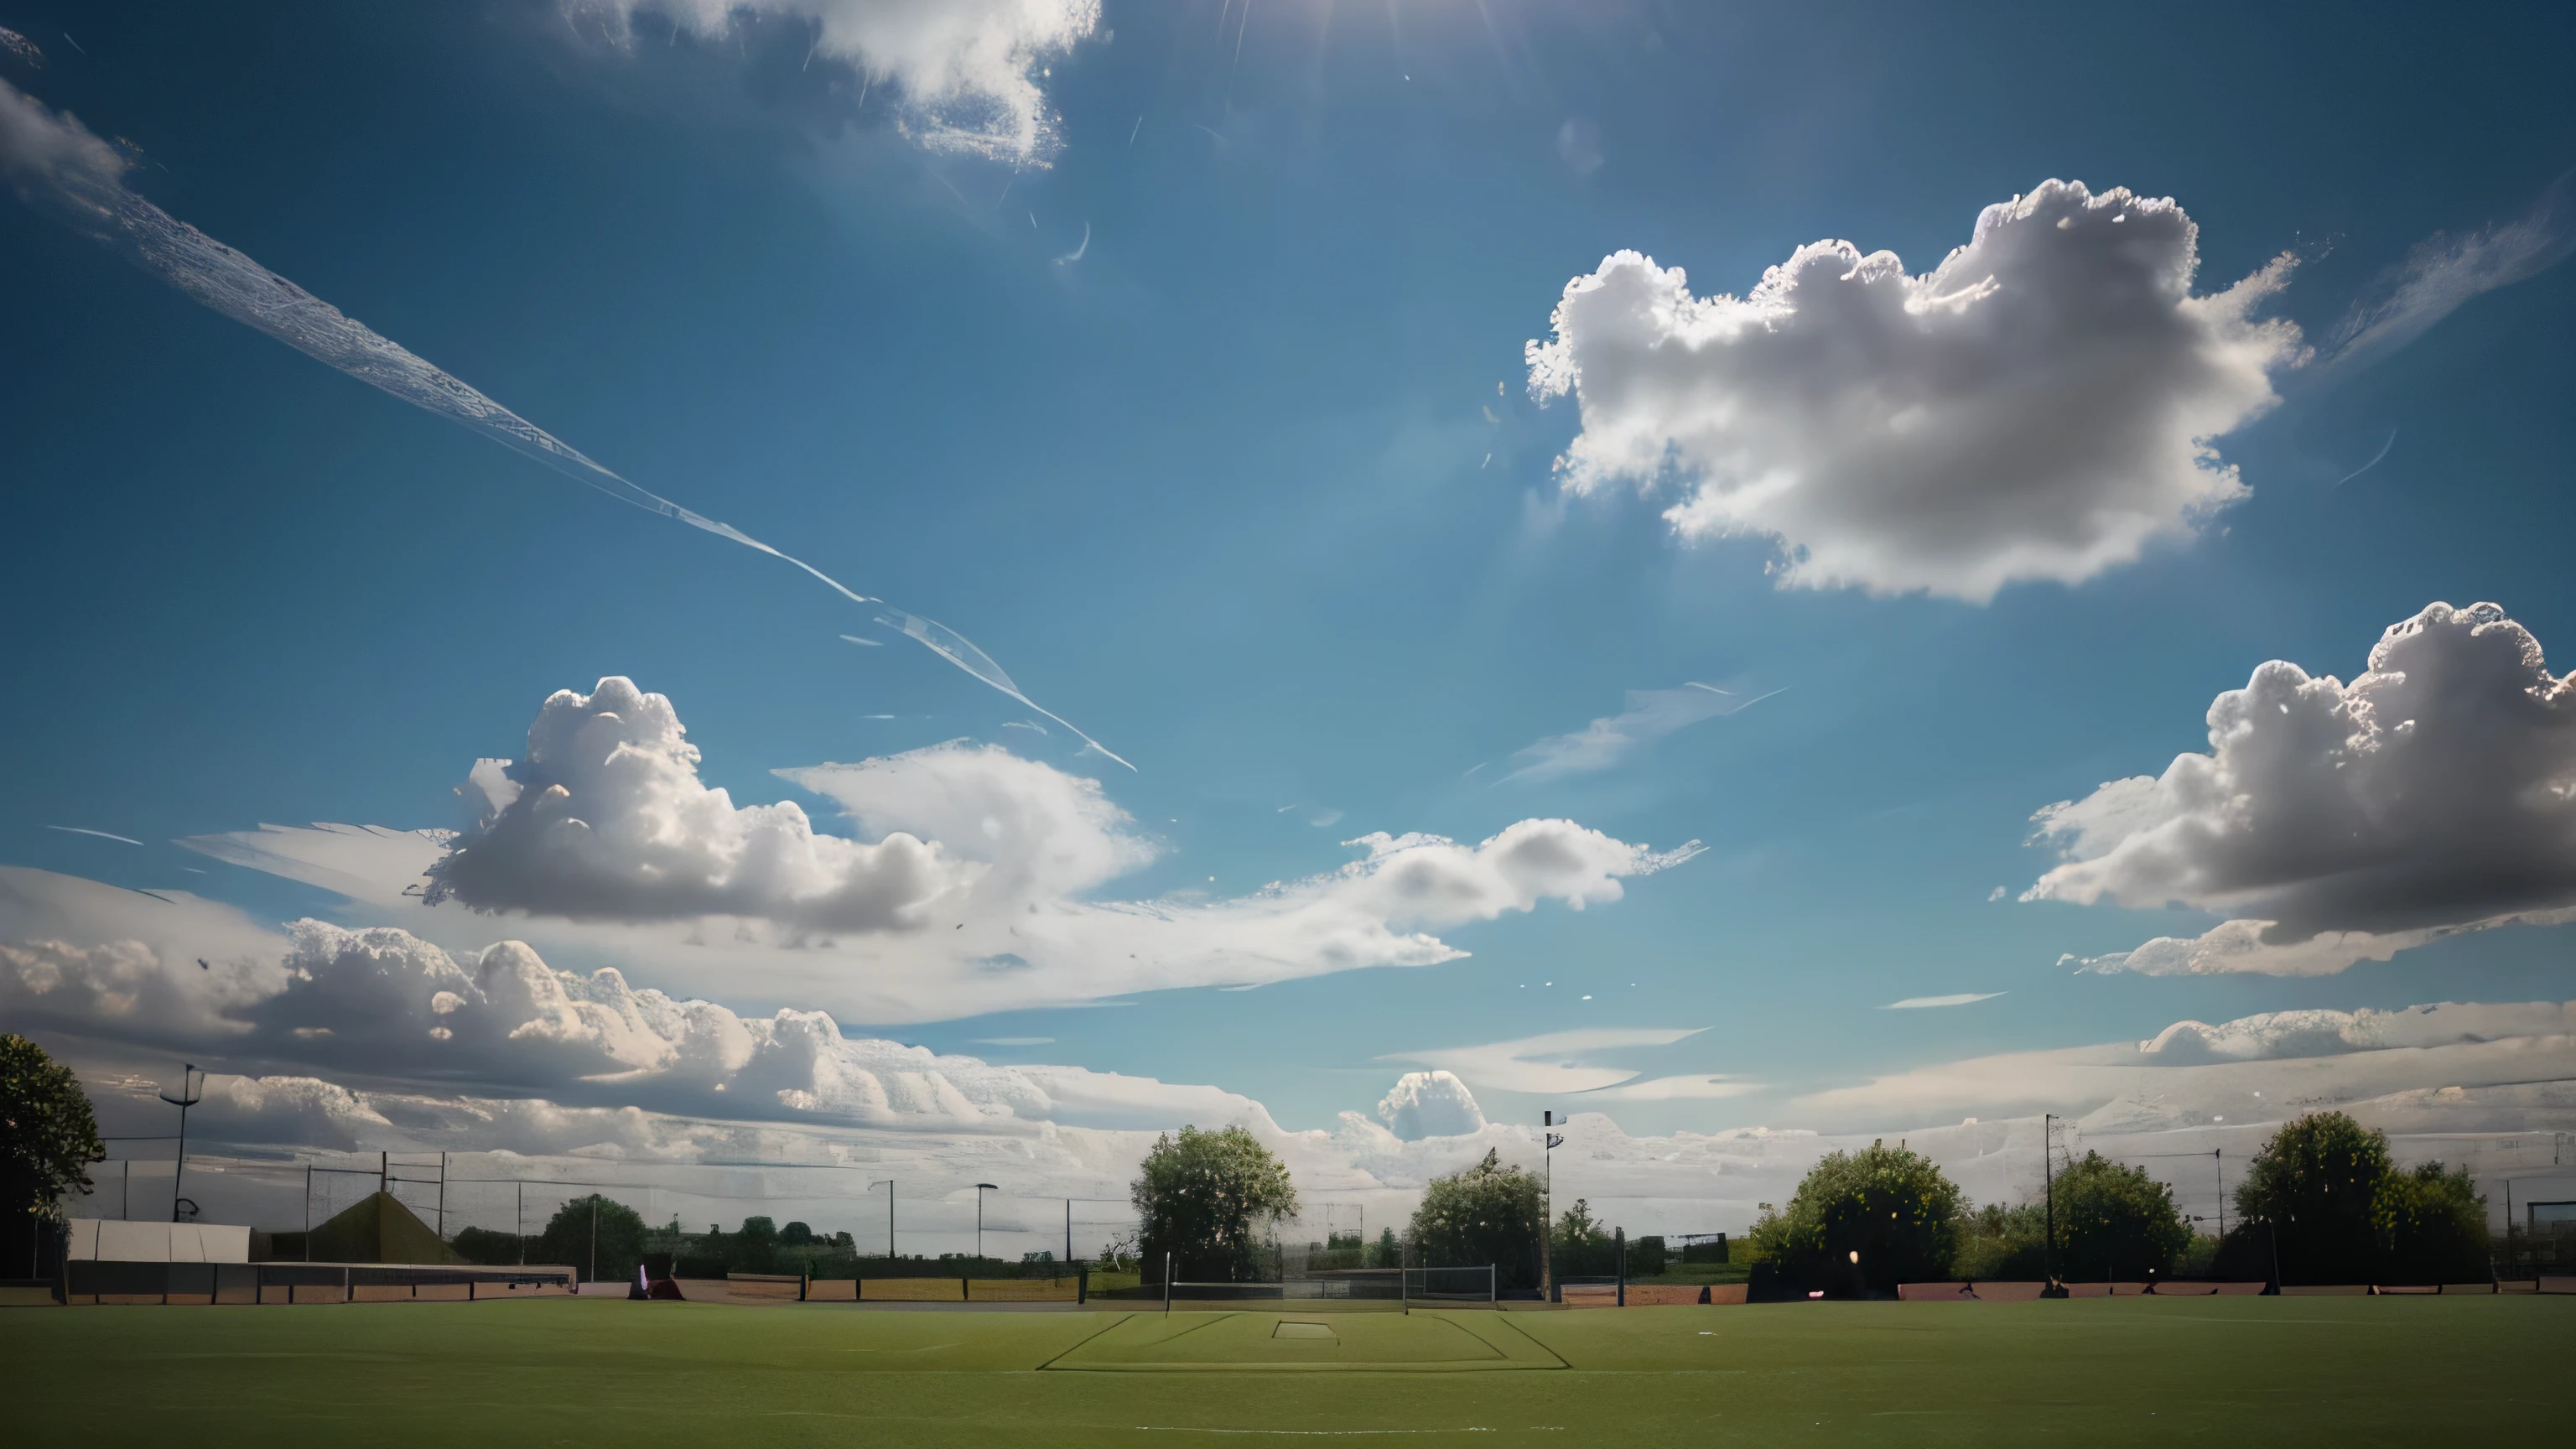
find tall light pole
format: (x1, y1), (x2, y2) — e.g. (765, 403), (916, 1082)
(158, 1065), (205, 1223)
(870, 1180), (896, 1259)
(974, 1184), (999, 1260)
(2040, 1114), (2067, 1298)
(1542, 1111), (1566, 1299)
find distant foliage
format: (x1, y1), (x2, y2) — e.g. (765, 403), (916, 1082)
(1133, 1124), (1298, 1283)
(2234, 1112), (2393, 1285)
(1629, 1234), (1668, 1277)
(2053, 1150), (2194, 1280)
(1365, 1225), (1404, 1270)
(450, 1226), (527, 1266)
(1953, 1201), (2049, 1281)
(2373, 1161), (2490, 1285)
(536, 1194), (649, 1280)
(1748, 1140), (1961, 1294)
(1410, 1149), (1543, 1290)
(0, 1035), (103, 1236)
(1550, 1197), (1619, 1278)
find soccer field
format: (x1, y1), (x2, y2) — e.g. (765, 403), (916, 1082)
(4, 1297), (2567, 1446)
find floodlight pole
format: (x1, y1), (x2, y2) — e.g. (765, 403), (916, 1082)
(2040, 1114), (2067, 1297)
(2215, 1150), (2225, 1241)
(870, 1180), (896, 1259)
(158, 1065), (205, 1223)
(1065, 1198), (1072, 1265)
(1541, 1110), (1565, 1300)
(304, 1164), (312, 1262)
(590, 1197), (599, 1284)
(437, 1151), (447, 1239)
(974, 1184), (998, 1260)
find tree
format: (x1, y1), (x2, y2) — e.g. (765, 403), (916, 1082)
(1132, 1124), (1297, 1283)
(1550, 1198), (1616, 1278)
(535, 1194), (648, 1282)
(1, 1035), (103, 1270)
(2234, 1112), (2391, 1285)
(450, 1226), (526, 1266)
(1409, 1149), (1544, 1290)
(1748, 1140), (1961, 1295)
(2374, 1161), (2490, 1285)
(1629, 1234), (1668, 1277)
(2053, 1151), (2194, 1280)
(1953, 1202), (2049, 1281)
(1365, 1225), (1404, 1269)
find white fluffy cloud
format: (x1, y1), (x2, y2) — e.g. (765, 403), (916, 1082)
(48, 994), (2576, 1249)
(2027, 601), (2576, 974)
(1375, 1070), (1487, 1140)
(426, 677), (964, 932)
(183, 678), (1696, 1021)
(584, 0), (1100, 164)
(1526, 180), (2306, 601)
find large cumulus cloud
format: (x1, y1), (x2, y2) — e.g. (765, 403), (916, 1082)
(579, 0), (1100, 164)
(425, 677), (963, 932)
(1526, 180), (2306, 601)
(2026, 601), (2576, 974)
(1375, 1070), (1487, 1140)
(185, 678), (1696, 1021)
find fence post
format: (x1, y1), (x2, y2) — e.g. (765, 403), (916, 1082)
(1078, 1260), (1088, 1305)
(1616, 1228), (1627, 1307)
(961, 1274), (970, 1302)
(1164, 1252), (1172, 1316)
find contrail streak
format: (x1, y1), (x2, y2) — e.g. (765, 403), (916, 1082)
(2329, 429), (2397, 490)
(0, 79), (1130, 770)
(47, 825), (144, 845)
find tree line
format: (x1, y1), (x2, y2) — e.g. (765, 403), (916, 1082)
(1747, 1112), (2492, 1295)
(1129, 1112), (2497, 1295)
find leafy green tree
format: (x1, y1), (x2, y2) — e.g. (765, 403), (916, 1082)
(1953, 1201), (2049, 1281)
(2234, 1112), (2391, 1284)
(735, 1214), (780, 1270)
(780, 1221), (816, 1247)
(1551, 1197), (1617, 1277)
(535, 1194), (648, 1281)
(1748, 1140), (1961, 1294)
(1409, 1149), (1544, 1289)
(450, 1226), (527, 1265)
(1132, 1124), (1298, 1282)
(1629, 1234), (1668, 1277)
(1365, 1225), (1404, 1269)
(2374, 1161), (2490, 1285)
(1, 1035), (103, 1270)
(2054, 1151), (2194, 1280)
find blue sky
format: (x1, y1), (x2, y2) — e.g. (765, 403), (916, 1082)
(6, 0), (2576, 1185)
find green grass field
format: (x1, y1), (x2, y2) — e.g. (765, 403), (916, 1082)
(5, 1297), (2568, 1446)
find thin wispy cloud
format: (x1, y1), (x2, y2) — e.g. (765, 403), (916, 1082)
(1504, 682), (1782, 783)
(2330, 430), (2397, 490)
(1882, 992), (2004, 1010)
(2322, 170), (2576, 377)
(0, 76), (1129, 768)
(46, 825), (143, 846)
(1382, 1026), (1704, 1095)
